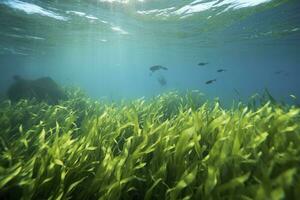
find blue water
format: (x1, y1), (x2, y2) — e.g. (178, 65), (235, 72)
(0, 0), (299, 104)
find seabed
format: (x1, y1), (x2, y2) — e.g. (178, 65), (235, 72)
(0, 89), (299, 199)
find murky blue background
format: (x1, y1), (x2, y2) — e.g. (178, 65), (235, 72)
(0, 0), (299, 104)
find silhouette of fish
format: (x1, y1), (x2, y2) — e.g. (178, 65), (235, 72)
(198, 62), (208, 66)
(274, 70), (289, 77)
(157, 76), (167, 86)
(13, 75), (22, 81)
(150, 65), (168, 73)
(274, 70), (284, 74)
(205, 79), (216, 84)
(217, 69), (227, 73)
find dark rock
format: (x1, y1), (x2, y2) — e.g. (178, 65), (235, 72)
(7, 76), (67, 104)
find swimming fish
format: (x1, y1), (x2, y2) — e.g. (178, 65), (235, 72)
(290, 94), (297, 99)
(205, 79), (216, 84)
(274, 70), (284, 74)
(150, 65), (168, 73)
(157, 76), (167, 86)
(234, 88), (240, 96)
(274, 70), (289, 77)
(198, 62), (208, 66)
(217, 69), (227, 73)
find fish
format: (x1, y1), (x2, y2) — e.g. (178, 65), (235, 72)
(217, 69), (227, 73)
(274, 70), (284, 74)
(234, 88), (241, 101)
(157, 76), (167, 86)
(150, 65), (168, 73)
(205, 79), (216, 84)
(198, 62), (208, 66)
(13, 75), (22, 81)
(234, 88), (240, 96)
(274, 70), (289, 77)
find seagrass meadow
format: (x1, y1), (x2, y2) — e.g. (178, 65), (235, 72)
(0, 89), (299, 200)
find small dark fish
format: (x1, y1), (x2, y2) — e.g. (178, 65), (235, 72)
(234, 88), (240, 96)
(234, 88), (241, 101)
(217, 69), (227, 73)
(274, 70), (289, 77)
(274, 70), (284, 75)
(13, 75), (22, 81)
(205, 79), (216, 84)
(150, 65), (168, 73)
(198, 62), (208, 66)
(157, 76), (167, 86)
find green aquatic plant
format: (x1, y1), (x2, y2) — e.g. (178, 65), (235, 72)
(0, 90), (299, 200)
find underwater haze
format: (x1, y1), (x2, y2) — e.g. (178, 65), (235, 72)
(0, 0), (300, 103)
(1, 1), (300, 199)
